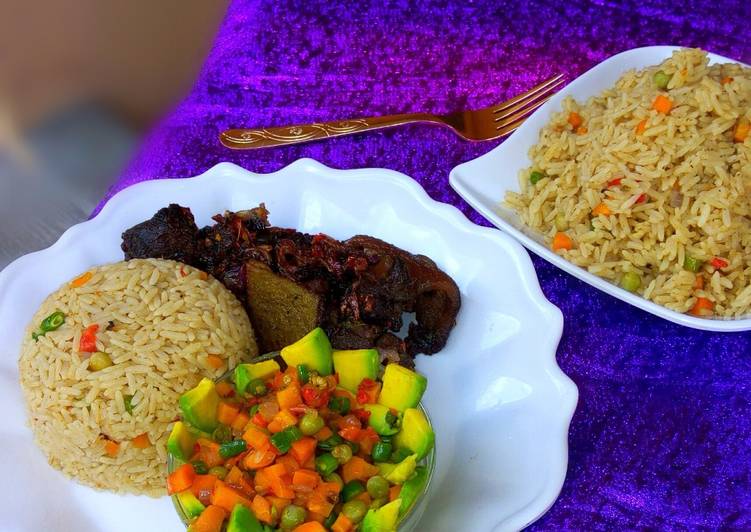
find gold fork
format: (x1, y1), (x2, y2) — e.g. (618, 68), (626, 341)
(220, 74), (565, 149)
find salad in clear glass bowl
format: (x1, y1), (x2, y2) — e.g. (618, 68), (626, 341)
(166, 327), (435, 532)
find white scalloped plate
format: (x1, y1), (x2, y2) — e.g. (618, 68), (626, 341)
(450, 46), (751, 332)
(0, 160), (577, 532)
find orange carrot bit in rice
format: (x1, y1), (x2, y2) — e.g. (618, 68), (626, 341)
(635, 119), (648, 134)
(734, 118), (749, 143)
(206, 354), (224, 370)
(575, 126), (588, 135)
(200, 271), (209, 281)
(721, 76), (733, 85)
(690, 297), (714, 316)
(70, 271), (93, 288)
(552, 232), (573, 251)
(652, 95), (673, 114)
(592, 203), (611, 216)
(132, 433), (151, 448)
(693, 275), (704, 290)
(568, 111), (583, 128)
(104, 440), (120, 457)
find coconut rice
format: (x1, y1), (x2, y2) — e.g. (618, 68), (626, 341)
(505, 48), (751, 317)
(18, 258), (258, 496)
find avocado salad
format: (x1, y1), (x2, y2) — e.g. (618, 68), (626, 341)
(166, 327), (435, 532)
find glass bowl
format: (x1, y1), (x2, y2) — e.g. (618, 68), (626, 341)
(168, 395), (435, 531)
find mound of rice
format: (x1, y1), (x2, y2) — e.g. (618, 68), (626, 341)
(18, 258), (258, 496)
(505, 48), (751, 317)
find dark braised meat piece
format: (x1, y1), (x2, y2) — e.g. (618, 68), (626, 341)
(120, 205), (461, 359)
(121, 204), (199, 263)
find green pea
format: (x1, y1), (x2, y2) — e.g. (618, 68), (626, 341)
(247, 378), (267, 397)
(324, 472), (344, 489)
(371, 441), (392, 462)
(341, 480), (366, 502)
(684, 255), (703, 273)
(341, 500), (368, 524)
(208, 466), (227, 480)
(315, 453), (339, 477)
(653, 70), (671, 89)
(88, 352), (113, 371)
(621, 271), (642, 293)
(41, 311), (65, 332)
(299, 411), (325, 435)
(529, 170), (546, 185)
(219, 439), (247, 458)
(191, 460), (209, 475)
(212, 425), (232, 443)
(366, 476), (390, 499)
(296, 364), (310, 385)
(332, 444), (353, 464)
(280, 504), (306, 530)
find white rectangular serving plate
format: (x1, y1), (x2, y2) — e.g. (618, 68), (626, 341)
(450, 45), (751, 332)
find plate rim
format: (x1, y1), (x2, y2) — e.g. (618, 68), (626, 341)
(449, 45), (751, 332)
(0, 159), (578, 531)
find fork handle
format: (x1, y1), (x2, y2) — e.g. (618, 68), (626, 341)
(220, 113), (440, 149)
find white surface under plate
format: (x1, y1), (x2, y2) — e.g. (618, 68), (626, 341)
(0, 160), (577, 531)
(450, 45), (751, 332)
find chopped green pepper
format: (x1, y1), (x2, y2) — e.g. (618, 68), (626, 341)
(683, 255), (703, 273)
(317, 433), (344, 451)
(247, 378), (267, 397)
(328, 395), (351, 415)
(315, 453), (339, 477)
(371, 440), (393, 462)
(32, 310), (66, 340)
(653, 70), (671, 89)
(208, 465), (228, 480)
(296, 364), (310, 385)
(219, 439), (247, 458)
(123, 394), (135, 415)
(270, 426), (303, 453)
(341, 480), (366, 502)
(191, 460), (209, 474)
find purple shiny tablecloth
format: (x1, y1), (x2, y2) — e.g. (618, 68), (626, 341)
(104, 1), (751, 529)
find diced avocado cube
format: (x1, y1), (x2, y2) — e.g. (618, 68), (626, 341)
(179, 378), (220, 432)
(377, 364), (427, 412)
(280, 327), (333, 376)
(385, 454), (417, 484)
(332, 349), (380, 392)
(233, 360), (280, 394)
(398, 465), (428, 517)
(176, 489), (205, 519)
(363, 404), (401, 436)
(361, 498), (402, 532)
(227, 503), (263, 532)
(394, 408), (434, 460)
(166, 421), (196, 461)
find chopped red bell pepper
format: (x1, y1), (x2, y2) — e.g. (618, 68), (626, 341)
(301, 384), (331, 408)
(79, 324), (99, 353)
(356, 379), (380, 404)
(351, 408), (371, 423)
(607, 177), (623, 187)
(710, 257), (728, 269)
(635, 193), (647, 204)
(338, 426), (362, 442)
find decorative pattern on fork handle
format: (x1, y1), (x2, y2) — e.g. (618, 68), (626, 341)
(238, 120), (371, 145)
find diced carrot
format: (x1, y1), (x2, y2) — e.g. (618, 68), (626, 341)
(70, 271), (93, 288)
(131, 433), (151, 449)
(206, 354), (224, 370)
(341, 456), (379, 484)
(721, 76), (734, 85)
(592, 203), (611, 216)
(190, 505), (227, 532)
(303, 456), (316, 470)
(267, 409), (297, 433)
(191, 474), (218, 503)
(306, 511), (326, 524)
(352, 491), (372, 506)
(306, 494), (334, 517)
(694, 275), (704, 290)
(552, 232), (573, 252)
(216, 381), (234, 398)
(104, 439), (120, 457)
(652, 95), (673, 114)
(277, 383), (303, 409)
(331, 513), (354, 532)
(211, 479), (253, 513)
(252, 494), (274, 524)
(313, 426), (333, 441)
(243, 448), (277, 470)
(217, 402), (240, 425)
(264, 463), (295, 498)
(292, 469), (321, 490)
(243, 425), (271, 451)
(290, 437), (317, 465)
(225, 466), (255, 497)
(251, 411), (269, 428)
(338, 426), (361, 442)
(635, 118), (648, 134)
(690, 297), (714, 316)
(734, 118), (750, 143)
(167, 463), (196, 494)
(277, 454), (301, 474)
(389, 484), (401, 501)
(254, 468), (272, 494)
(268, 495), (292, 517)
(232, 412), (250, 432)
(357, 427), (379, 456)
(194, 438), (224, 468)
(575, 126), (588, 135)
(200, 271), (209, 281)
(317, 481), (341, 495)
(293, 522), (327, 532)
(568, 111), (583, 128)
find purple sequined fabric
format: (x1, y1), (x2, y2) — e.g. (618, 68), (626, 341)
(103, 1), (751, 529)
